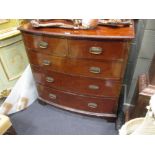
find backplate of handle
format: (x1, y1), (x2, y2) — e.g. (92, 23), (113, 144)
(88, 85), (99, 90)
(89, 47), (103, 55)
(89, 66), (101, 74)
(42, 60), (51, 66)
(88, 102), (97, 108)
(38, 41), (48, 48)
(49, 93), (56, 99)
(46, 77), (54, 83)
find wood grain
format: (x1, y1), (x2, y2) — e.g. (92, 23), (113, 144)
(22, 33), (68, 57)
(37, 84), (118, 114)
(32, 65), (121, 97)
(68, 39), (127, 60)
(27, 50), (123, 80)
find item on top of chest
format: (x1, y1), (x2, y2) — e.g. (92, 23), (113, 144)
(98, 19), (132, 27)
(81, 19), (99, 29)
(30, 19), (132, 29)
(30, 19), (98, 30)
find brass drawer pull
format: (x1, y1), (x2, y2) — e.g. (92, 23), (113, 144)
(49, 93), (56, 99)
(88, 103), (97, 108)
(42, 60), (51, 66)
(89, 67), (101, 74)
(89, 47), (103, 55)
(88, 85), (99, 90)
(38, 41), (48, 48)
(46, 77), (54, 83)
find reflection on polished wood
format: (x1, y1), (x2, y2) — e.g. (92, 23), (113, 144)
(27, 51), (123, 80)
(19, 20), (135, 39)
(37, 84), (118, 115)
(32, 65), (121, 97)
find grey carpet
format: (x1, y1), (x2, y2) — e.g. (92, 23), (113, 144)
(10, 100), (118, 135)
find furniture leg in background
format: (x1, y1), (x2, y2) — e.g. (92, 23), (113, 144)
(125, 54), (155, 121)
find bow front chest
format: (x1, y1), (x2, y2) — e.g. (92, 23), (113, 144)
(19, 21), (135, 120)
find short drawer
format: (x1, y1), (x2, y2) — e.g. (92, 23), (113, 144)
(37, 84), (118, 114)
(22, 33), (68, 57)
(32, 65), (121, 97)
(27, 51), (123, 80)
(68, 39), (126, 60)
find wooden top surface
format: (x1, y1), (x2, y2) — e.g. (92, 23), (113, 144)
(19, 20), (135, 40)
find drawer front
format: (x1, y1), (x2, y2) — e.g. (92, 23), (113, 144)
(22, 33), (68, 57)
(32, 65), (121, 97)
(27, 51), (123, 80)
(37, 84), (118, 114)
(68, 39), (126, 60)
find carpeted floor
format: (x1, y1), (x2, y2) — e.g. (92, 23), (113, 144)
(10, 100), (118, 135)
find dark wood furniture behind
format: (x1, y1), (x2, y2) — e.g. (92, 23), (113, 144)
(126, 54), (155, 121)
(19, 20), (135, 121)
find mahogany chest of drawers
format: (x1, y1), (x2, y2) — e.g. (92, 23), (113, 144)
(19, 20), (135, 120)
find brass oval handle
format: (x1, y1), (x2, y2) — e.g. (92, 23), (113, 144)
(89, 67), (101, 74)
(49, 93), (56, 99)
(46, 77), (54, 83)
(88, 103), (97, 108)
(42, 60), (51, 66)
(38, 41), (48, 48)
(88, 85), (99, 90)
(89, 47), (103, 55)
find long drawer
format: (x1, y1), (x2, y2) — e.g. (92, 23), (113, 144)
(22, 33), (68, 57)
(32, 65), (121, 97)
(27, 51), (123, 80)
(68, 39), (126, 60)
(37, 84), (118, 114)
